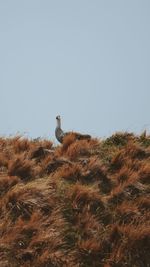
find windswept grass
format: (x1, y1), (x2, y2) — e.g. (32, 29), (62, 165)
(0, 132), (149, 266)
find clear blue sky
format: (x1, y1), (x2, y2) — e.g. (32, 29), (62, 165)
(0, 1), (150, 141)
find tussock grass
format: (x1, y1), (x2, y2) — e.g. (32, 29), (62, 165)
(0, 132), (149, 266)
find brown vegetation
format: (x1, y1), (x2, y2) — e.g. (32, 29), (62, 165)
(0, 132), (149, 266)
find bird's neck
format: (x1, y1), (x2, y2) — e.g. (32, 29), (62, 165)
(57, 120), (61, 128)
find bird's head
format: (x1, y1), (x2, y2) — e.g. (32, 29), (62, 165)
(56, 115), (61, 121)
(56, 115), (61, 128)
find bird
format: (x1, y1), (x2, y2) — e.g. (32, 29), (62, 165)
(55, 115), (91, 143)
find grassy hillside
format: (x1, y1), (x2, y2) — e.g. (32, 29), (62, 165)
(0, 132), (150, 267)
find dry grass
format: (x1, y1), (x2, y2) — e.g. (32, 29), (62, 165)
(8, 155), (34, 180)
(0, 132), (149, 266)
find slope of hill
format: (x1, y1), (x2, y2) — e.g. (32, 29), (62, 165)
(0, 132), (150, 267)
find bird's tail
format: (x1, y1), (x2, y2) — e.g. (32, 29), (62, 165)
(77, 134), (91, 140)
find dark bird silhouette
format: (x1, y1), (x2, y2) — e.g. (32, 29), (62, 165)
(55, 115), (91, 143)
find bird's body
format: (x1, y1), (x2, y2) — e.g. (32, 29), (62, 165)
(55, 126), (65, 143)
(55, 115), (91, 143)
